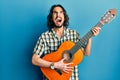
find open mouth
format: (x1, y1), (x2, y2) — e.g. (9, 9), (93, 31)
(56, 18), (62, 23)
(54, 17), (63, 27)
(57, 19), (62, 22)
(55, 17), (62, 26)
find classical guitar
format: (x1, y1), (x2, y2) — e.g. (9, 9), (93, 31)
(40, 9), (117, 80)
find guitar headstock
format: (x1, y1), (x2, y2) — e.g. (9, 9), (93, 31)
(100, 9), (117, 25)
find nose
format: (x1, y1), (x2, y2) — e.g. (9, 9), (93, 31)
(57, 12), (60, 17)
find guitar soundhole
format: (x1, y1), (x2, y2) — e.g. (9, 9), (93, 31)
(62, 50), (73, 63)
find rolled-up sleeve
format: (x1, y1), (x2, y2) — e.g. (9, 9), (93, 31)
(33, 36), (45, 57)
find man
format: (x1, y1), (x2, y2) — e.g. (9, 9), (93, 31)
(32, 4), (101, 80)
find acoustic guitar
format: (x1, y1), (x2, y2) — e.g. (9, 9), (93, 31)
(40, 9), (117, 80)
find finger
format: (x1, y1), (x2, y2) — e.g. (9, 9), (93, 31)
(61, 57), (66, 61)
(64, 65), (73, 71)
(95, 27), (101, 31)
(66, 62), (74, 66)
(65, 68), (73, 71)
(92, 29), (96, 34)
(95, 28), (100, 33)
(93, 28), (98, 33)
(94, 28), (98, 31)
(92, 30), (97, 36)
(97, 27), (101, 29)
(63, 70), (69, 73)
(63, 68), (73, 73)
(66, 66), (73, 69)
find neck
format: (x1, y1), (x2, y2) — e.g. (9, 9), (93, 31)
(53, 26), (64, 38)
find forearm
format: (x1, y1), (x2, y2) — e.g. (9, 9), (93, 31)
(32, 54), (52, 68)
(84, 38), (92, 56)
(32, 53), (73, 73)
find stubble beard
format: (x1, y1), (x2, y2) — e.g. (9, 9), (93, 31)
(54, 25), (63, 28)
(53, 23), (63, 28)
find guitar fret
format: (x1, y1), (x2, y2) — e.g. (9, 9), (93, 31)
(69, 22), (104, 54)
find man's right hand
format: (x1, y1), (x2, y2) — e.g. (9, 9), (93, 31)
(54, 58), (73, 73)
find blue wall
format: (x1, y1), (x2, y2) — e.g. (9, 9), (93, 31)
(0, 0), (120, 80)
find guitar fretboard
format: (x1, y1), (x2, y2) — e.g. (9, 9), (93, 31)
(70, 22), (104, 55)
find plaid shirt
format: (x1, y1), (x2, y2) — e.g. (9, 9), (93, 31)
(33, 28), (80, 80)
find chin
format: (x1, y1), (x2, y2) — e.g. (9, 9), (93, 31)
(54, 24), (63, 28)
(55, 26), (62, 28)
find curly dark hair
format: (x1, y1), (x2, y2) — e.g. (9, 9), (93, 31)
(47, 4), (69, 29)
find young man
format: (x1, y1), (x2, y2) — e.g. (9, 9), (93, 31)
(32, 4), (101, 80)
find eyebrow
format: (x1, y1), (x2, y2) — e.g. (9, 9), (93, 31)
(53, 10), (63, 13)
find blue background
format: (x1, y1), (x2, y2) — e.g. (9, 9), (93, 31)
(0, 0), (120, 80)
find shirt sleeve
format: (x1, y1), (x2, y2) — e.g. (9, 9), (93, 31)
(76, 31), (81, 42)
(33, 36), (45, 58)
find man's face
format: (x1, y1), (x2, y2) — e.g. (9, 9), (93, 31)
(52, 7), (65, 28)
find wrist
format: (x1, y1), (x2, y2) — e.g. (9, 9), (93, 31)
(54, 62), (58, 69)
(88, 38), (92, 43)
(49, 62), (55, 69)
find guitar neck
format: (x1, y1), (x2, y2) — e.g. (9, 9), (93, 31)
(81, 21), (104, 45)
(70, 21), (104, 54)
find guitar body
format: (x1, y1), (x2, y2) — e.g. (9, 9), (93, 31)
(40, 41), (84, 80)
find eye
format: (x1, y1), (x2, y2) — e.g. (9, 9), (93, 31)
(53, 11), (57, 15)
(60, 11), (63, 13)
